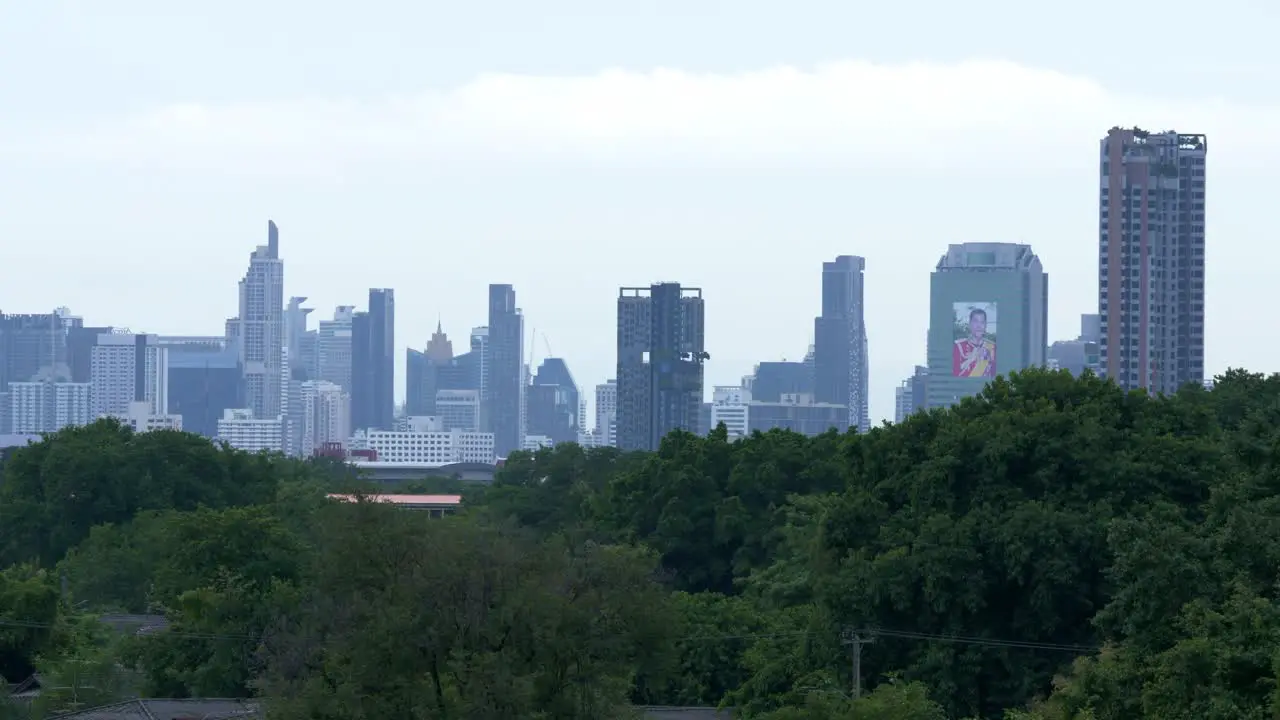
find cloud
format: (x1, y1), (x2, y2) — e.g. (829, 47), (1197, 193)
(26, 59), (1280, 173)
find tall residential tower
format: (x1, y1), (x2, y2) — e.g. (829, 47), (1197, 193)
(1098, 127), (1207, 394)
(615, 283), (706, 452)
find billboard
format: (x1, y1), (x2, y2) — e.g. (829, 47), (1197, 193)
(951, 302), (998, 378)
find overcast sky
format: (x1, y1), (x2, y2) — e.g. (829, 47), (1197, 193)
(2, 0), (1277, 423)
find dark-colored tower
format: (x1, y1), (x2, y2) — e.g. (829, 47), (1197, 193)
(351, 289), (395, 431)
(526, 358), (580, 445)
(486, 285), (524, 457)
(615, 283), (705, 452)
(813, 256), (869, 432)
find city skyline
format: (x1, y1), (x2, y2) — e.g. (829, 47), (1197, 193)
(4, 4), (1271, 422)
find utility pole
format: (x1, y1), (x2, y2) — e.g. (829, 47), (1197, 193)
(842, 627), (875, 699)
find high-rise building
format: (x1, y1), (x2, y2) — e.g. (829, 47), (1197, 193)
(317, 306), (355, 392)
(285, 296), (316, 381)
(615, 283), (706, 452)
(351, 289), (395, 432)
(893, 365), (929, 423)
(751, 361), (813, 403)
(926, 243), (1048, 409)
(5, 381), (92, 433)
(526, 358), (579, 445)
(234, 221), (285, 421)
(485, 285), (524, 457)
(813, 256), (869, 433)
(161, 336), (243, 438)
(1098, 127), (1207, 394)
(405, 320), (455, 417)
(299, 380), (350, 456)
(90, 333), (169, 419)
(595, 379), (617, 447)
(1048, 314), (1103, 378)
(0, 311), (76, 387)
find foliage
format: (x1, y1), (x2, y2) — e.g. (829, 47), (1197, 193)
(3, 369), (1280, 717)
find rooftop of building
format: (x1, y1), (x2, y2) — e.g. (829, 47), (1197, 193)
(327, 493), (463, 507)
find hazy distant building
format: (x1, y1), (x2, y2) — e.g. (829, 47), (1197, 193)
(234, 221), (285, 421)
(317, 306), (355, 392)
(0, 311), (76, 387)
(926, 243), (1048, 409)
(67, 323), (113, 383)
(526, 358), (580, 445)
(595, 380), (617, 447)
(616, 283), (706, 452)
(116, 400), (182, 433)
(813, 256), (870, 433)
(750, 361), (812, 403)
(299, 380), (350, 456)
(749, 394), (848, 436)
(1099, 127), (1207, 394)
(486, 285), (525, 457)
(1048, 314), (1103, 377)
(351, 289), (395, 432)
(435, 388), (481, 432)
(217, 408), (284, 453)
(90, 333), (169, 419)
(285, 296), (316, 382)
(894, 365), (929, 423)
(405, 320), (456, 417)
(162, 337), (243, 438)
(709, 386), (750, 438)
(5, 381), (92, 434)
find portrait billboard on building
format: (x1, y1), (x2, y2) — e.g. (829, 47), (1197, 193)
(952, 302), (998, 378)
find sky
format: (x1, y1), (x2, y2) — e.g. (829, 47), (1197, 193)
(2, 0), (1278, 424)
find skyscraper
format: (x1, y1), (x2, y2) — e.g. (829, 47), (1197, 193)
(317, 306), (355, 392)
(615, 283), (706, 452)
(405, 320), (455, 417)
(1098, 127), (1207, 394)
(351, 289), (395, 432)
(812, 256), (870, 433)
(926, 243), (1047, 409)
(235, 221), (285, 420)
(526, 358), (580, 445)
(90, 333), (169, 419)
(486, 285), (524, 457)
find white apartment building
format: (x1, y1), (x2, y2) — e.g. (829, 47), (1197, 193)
(217, 408), (285, 453)
(435, 388), (480, 432)
(710, 385), (750, 438)
(349, 427), (496, 465)
(523, 434), (553, 451)
(116, 400), (182, 433)
(594, 379), (617, 447)
(299, 380), (350, 456)
(90, 333), (168, 419)
(6, 381), (92, 434)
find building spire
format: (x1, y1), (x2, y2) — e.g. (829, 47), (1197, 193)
(267, 220), (279, 258)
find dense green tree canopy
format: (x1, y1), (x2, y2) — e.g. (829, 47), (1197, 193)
(5, 368), (1280, 718)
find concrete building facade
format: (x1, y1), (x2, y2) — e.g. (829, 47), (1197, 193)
(1098, 127), (1207, 394)
(926, 243), (1048, 409)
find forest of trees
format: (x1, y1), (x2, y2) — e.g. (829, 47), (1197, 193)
(3, 367), (1280, 719)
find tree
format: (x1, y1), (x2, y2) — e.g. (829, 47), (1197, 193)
(258, 501), (674, 719)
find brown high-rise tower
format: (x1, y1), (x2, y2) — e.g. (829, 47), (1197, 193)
(1098, 127), (1206, 394)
